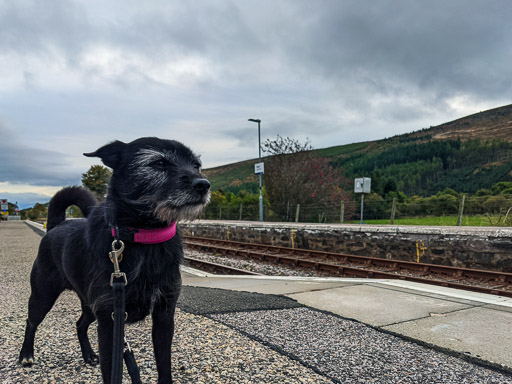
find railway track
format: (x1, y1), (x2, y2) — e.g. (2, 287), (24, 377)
(183, 236), (512, 298)
(184, 256), (261, 276)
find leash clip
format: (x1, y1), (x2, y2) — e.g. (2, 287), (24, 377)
(110, 240), (127, 286)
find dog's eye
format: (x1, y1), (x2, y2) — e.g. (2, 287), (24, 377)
(193, 162), (201, 170)
(150, 159), (170, 169)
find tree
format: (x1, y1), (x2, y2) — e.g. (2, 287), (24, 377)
(483, 195), (509, 214)
(382, 178), (398, 196)
(7, 201), (19, 215)
(66, 205), (84, 218)
(491, 182), (512, 195)
(262, 135), (312, 155)
(27, 203), (48, 220)
(82, 165), (112, 201)
(262, 136), (351, 221)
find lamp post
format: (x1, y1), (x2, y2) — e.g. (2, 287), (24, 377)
(248, 118), (263, 221)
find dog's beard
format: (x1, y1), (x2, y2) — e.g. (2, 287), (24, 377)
(154, 191), (210, 223)
(155, 202), (205, 223)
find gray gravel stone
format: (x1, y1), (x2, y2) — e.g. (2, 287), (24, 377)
(213, 307), (512, 384)
(185, 248), (324, 277)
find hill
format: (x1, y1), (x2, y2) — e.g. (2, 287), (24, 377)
(204, 104), (512, 196)
(409, 104), (512, 142)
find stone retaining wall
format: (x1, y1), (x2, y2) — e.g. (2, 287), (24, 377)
(179, 220), (512, 272)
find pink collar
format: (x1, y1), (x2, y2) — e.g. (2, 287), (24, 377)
(111, 222), (177, 244)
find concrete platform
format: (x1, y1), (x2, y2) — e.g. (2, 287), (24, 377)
(181, 267), (512, 371)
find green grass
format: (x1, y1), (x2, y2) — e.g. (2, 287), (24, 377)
(314, 142), (370, 157)
(349, 215), (511, 227)
(206, 162), (257, 191)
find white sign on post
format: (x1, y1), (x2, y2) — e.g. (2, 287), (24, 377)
(354, 178), (371, 194)
(254, 162), (264, 175)
(354, 178), (371, 224)
(1, 199), (8, 211)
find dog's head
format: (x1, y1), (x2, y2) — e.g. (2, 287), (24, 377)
(84, 137), (210, 224)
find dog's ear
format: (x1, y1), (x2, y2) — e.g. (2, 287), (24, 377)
(84, 140), (126, 169)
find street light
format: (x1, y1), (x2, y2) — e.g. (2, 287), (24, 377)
(248, 118), (263, 221)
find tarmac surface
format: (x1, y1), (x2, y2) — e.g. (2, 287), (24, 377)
(2, 220), (512, 383)
(182, 268), (512, 380)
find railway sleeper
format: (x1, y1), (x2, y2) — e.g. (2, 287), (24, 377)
(319, 264), (339, 273)
(343, 269), (369, 278)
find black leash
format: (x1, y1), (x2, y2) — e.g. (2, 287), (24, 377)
(110, 234), (142, 384)
(111, 278), (125, 384)
(124, 340), (141, 383)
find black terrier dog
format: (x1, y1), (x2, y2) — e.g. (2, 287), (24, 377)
(19, 137), (210, 383)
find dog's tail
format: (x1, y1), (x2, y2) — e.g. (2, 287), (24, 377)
(47, 186), (98, 231)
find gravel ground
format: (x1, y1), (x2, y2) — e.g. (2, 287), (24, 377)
(213, 307), (512, 384)
(0, 221), (331, 383)
(184, 248), (325, 277)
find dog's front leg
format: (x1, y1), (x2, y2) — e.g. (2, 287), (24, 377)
(97, 317), (114, 384)
(152, 306), (176, 384)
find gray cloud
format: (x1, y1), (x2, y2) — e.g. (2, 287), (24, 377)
(0, 0), (510, 188)
(287, 1), (512, 100)
(0, 0), (91, 56)
(0, 122), (80, 186)
(3, 1), (510, 101)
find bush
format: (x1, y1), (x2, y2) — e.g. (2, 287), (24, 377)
(482, 195), (510, 214)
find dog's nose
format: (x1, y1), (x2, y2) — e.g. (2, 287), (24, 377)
(192, 178), (210, 193)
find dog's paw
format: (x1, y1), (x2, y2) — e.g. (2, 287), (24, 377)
(20, 356), (35, 367)
(84, 353), (99, 366)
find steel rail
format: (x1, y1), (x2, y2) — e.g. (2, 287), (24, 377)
(183, 236), (512, 298)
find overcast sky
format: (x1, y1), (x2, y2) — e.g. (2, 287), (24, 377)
(1, 0), (511, 208)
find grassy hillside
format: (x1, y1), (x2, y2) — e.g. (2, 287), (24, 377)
(205, 160), (260, 194)
(408, 104), (512, 142)
(204, 104), (512, 196)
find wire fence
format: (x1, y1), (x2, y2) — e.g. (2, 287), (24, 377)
(17, 194), (512, 227)
(202, 194), (512, 226)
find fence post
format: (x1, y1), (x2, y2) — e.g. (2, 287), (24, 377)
(295, 204), (300, 223)
(219, 206), (222, 220)
(390, 198), (397, 224)
(340, 201), (344, 223)
(457, 194), (466, 226)
(239, 204), (243, 221)
(286, 201), (290, 222)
